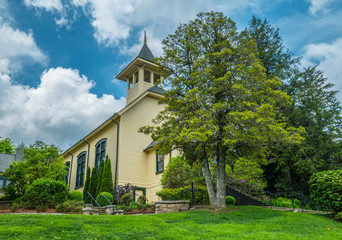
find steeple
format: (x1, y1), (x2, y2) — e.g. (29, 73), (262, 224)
(116, 32), (165, 105)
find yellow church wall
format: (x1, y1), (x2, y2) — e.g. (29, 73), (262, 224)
(118, 95), (164, 195)
(63, 120), (118, 193)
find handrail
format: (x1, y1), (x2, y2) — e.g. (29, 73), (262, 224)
(87, 191), (101, 207)
(100, 193), (116, 209)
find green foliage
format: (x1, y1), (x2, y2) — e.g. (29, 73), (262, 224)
(23, 178), (69, 209)
(157, 186), (209, 205)
(83, 167), (91, 203)
(225, 196), (236, 205)
(88, 167), (98, 200)
(68, 191), (83, 201)
(0, 137), (15, 154)
(129, 202), (139, 210)
(121, 193), (133, 206)
(140, 11), (303, 208)
(161, 156), (192, 188)
(248, 16), (342, 194)
(309, 170), (342, 213)
(56, 200), (84, 214)
(96, 192), (114, 207)
(3, 141), (67, 198)
(96, 159), (105, 197)
(100, 155), (113, 193)
(335, 212), (342, 222)
(137, 195), (147, 205)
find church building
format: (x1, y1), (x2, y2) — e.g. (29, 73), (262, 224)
(62, 34), (170, 202)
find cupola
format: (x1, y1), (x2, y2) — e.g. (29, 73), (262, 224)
(116, 32), (165, 105)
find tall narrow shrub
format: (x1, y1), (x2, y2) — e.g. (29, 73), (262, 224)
(83, 167), (91, 203)
(100, 155), (113, 193)
(88, 167), (98, 201)
(96, 159), (105, 197)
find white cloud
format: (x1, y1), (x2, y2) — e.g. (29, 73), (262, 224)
(70, 0), (260, 55)
(0, 67), (126, 150)
(0, 20), (47, 73)
(308, 0), (337, 14)
(24, 0), (63, 12)
(302, 38), (342, 101)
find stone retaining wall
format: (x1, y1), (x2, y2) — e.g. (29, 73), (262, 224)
(154, 200), (190, 214)
(82, 204), (124, 215)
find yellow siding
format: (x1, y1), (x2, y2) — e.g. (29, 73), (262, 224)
(118, 96), (164, 189)
(63, 121), (118, 192)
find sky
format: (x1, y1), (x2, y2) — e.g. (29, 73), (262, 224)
(0, 0), (341, 150)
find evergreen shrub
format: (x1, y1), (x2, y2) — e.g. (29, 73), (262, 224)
(23, 178), (69, 209)
(137, 195), (147, 205)
(96, 192), (114, 207)
(225, 196), (236, 205)
(68, 191), (83, 201)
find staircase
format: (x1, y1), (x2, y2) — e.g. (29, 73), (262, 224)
(226, 185), (263, 206)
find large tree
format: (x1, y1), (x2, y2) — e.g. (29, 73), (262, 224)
(246, 16), (342, 193)
(3, 141), (67, 198)
(141, 12), (303, 209)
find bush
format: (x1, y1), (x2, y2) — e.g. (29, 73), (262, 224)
(121, 193), (133, 206)
(225, 196), (236, 205)
(129, 202), (139, 210)
(69, 191), (84, 201)
(23, 178), (69, 209)
(113, 184), (135, 205)
(137, 195), (147, 205)
(56, 200), (84, 213)
(309, 170), (342, 213)
(335, 212), (342, 222)
(96, 192), (114, 207)
(157, 186), (209, 205)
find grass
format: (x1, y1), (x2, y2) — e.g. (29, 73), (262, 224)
(0, 206), (341, 239)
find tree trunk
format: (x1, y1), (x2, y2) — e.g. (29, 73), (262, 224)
(200, 149), (217, 207)
(216, 157), (226, 209)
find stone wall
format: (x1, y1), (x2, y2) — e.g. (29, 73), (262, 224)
(155, 200), (190, 214)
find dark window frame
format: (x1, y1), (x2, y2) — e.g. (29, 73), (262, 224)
(95, 138), (107, 172)
(156, 153), (164, 174)
(76, 152), (86, 189)
(65, 161), (71, 186)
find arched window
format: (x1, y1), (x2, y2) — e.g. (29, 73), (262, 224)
(95, 138), (107, 171)
(76, 152), (86, 188)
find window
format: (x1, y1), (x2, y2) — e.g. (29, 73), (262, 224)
(129, 76), (133, 89)
(76, 152), (86, 188)
(0, 176), (10, 189)
(65, 161), (70, 185)
(156, 153), (164, 174)
(95, 138), (107, 171)
(134, 71), (139, 84)
(144, 70), (151, 83)
(153, 73), (160, 85)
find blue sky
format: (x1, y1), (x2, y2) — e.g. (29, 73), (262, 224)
(0, 0), (341, 150)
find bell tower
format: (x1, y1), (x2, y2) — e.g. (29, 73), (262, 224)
(116, 32), (164, 105)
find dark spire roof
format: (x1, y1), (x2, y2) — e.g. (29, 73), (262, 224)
(137, 31), (154, 62)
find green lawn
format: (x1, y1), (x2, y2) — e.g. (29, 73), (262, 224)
(0, 206), (341, 239)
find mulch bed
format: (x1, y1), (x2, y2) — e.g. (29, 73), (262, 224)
(123, 208), (155, 215)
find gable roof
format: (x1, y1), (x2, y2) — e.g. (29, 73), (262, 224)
(0, 153), (15, 173)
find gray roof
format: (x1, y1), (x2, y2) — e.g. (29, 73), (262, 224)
(137, 44), (154, 62)
(144, 141), (158, 151)
(148, 86), (166, 95)
(0, 153), (15, 173)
